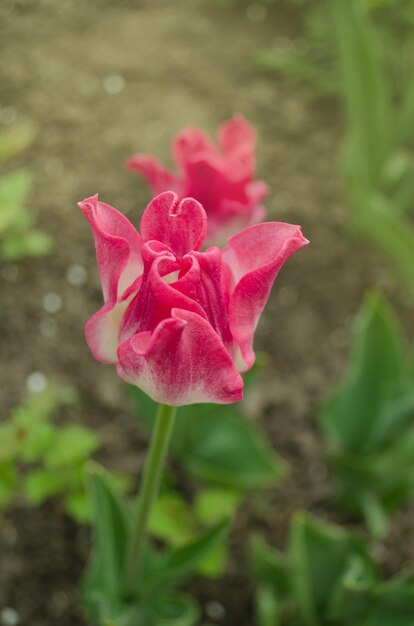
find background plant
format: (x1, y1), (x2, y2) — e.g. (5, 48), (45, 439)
(252, 512), (414, 626)
(333, 0), (414, 286)
(82, 463), (231, 626)
(128, 361), (283, 493)
(319, 293), (414, 537)
(0, 385), (100, 522)
(255, 0), (414, 100)
(0, 121), (53, 261)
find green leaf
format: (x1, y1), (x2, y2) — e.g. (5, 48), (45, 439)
(0, 423), (18, 462)
(327, 553), (378, 623)
(152, 592), (200, 626)
(333, 0), (391, 186)
(128, 385), (157, 426)
(143, 518), (230, 594)
(350, 193), (414, 287)
(196, 542), (228, 578)
(256, 585), (282, 626)
(289, 513), (373, 626)
(0, 169), (33, 233)
(320, 293), (404, 453)
(82, 465), (131, 603)
(129, 386), (283, 490)
(64, 490), (93, 523)
(45, 425), (100, 469)
(2, 230), (53, 260)
(23, 469), (66, 504)
(18, 423), (56, 461)
(368, 388), (414, 449)
(150, 492), (197, 547)
(396, 77), (414, 146)
(194, 488), (241, 525)
(370, 574), (414, 625)
(0, 460), (18, 507)
(250, 535), (291, 599)
(181, 409), (283, 489)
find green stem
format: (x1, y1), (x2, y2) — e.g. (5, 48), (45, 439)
(123, 403), (177, 598)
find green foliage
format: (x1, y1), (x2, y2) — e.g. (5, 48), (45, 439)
(333, 0), (414, 285)
(127, 366), (280, 590)
(255, 0), (414, 98)
(255, 0), (414, 284)
(0, 385), (100, 523)
(128, 363), (283, 492)
(319, 294), (414, 536)
(255, 3), (336, 98)
(82, 465), (229, 626)
(0, 123), (52, 261)
(251, 512), (414, 626)
(149, 485), (241, 578)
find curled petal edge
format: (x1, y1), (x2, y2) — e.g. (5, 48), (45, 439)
(224, 221), (309, 371)
(117, 308), (244, 406)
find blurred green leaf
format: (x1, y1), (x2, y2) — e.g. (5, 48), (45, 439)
(143, 517), (230, 594)
(64, 490), (93, 523)
(250, 513), (414, 626)
(320, 293), (414, 535)
(194, 488), (241, 525)
(256, 584), (281, 626)
(24, 469), (66, 504)
(2, 230), (53, 260)
(0, 169), (32, 234)
(45, 425), (100, 469)
(18, 423), (56, 462)
(0, 461), (18, 507)
(290, 513), (374, 625)
(150, 492), (196, 547)
(153, 592), (200, 626)
(321, 293), (404, 453)
(82, 464), (131, 603)
(196, 542), (228, 578)
(251, 535), (290, 594)
(334, 0), (391, 185)
(129, 385), (283, 490)
(180, 409), (283, 489)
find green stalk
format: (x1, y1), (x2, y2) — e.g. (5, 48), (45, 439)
(123, 403), (177, 598)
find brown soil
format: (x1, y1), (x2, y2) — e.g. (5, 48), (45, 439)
(1, 1), (414, 625)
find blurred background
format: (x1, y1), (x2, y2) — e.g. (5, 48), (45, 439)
(1, 0), (414, 625)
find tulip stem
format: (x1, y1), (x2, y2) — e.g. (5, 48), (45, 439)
(123, 402), (177, 598)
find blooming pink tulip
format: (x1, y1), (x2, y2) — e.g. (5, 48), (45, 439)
(127, 116), (269, 245)
(79, 191), (308, 406)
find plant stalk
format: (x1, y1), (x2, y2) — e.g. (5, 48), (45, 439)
(123, 402), (177, 598)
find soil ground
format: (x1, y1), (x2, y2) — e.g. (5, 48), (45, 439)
(1, 1), (414, 625)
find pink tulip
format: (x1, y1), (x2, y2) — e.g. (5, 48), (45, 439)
(127, 116), (270, 245)
(79, 191), (308, 406)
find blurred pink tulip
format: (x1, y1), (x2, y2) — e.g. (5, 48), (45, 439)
(79, 191), (308, 406)
(127, 116), (269, 245)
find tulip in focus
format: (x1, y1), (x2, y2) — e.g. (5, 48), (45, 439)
(127, 115), (270, 245)
(79, 191), (308, 407)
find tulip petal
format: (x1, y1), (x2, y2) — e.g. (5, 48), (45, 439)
(85, 291), (137, 363)
(223, 222), (309, 371)
(126, 154), (180, 195)
(140, 191), (207, 256)
(79, 195), (143, 363)
(117, 308), (244, 406)
(172, 127), (216, 171)
(78, 195), (142, 301)
(218, 115), (256, 181)
(119, 252), (207, 342)
(218, 116), (255, 153)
